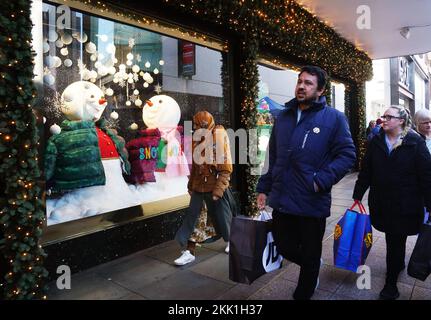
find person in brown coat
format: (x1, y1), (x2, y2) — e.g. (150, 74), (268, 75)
(174, 111), (233, 265)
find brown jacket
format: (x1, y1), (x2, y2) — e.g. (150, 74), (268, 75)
(187, 112), (233, 198)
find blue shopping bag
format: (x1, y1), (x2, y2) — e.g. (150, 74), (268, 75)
(333, 201), (373, 272)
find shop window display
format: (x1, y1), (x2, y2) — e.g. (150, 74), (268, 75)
(255, 64), (296, 175)
(32, 2), (227, 229)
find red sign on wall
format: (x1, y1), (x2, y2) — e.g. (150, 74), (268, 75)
(178, 41), (196, 77)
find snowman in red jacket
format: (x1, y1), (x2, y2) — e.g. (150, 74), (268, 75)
(128, 94), (190, 202)
(46, 81), (139, 224)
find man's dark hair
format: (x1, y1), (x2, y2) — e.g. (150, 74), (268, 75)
(299, 65), (328, 91)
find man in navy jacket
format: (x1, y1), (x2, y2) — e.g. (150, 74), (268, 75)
(256, 66), (356, 300)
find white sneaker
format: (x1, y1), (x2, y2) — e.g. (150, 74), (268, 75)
(225, 242), (230, 254)
(174, 250), (195, 266)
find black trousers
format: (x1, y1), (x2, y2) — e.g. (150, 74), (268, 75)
(385, 233), (408, 284)
(272, 211), (326, 298)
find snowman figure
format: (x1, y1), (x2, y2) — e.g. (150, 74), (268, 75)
(142, 95), (190, 177)
(45, 81), (139, 224)
(129, 94), (190, 202)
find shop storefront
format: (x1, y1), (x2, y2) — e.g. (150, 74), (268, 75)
(0, 0), (372, 299)
(29, 0), (239, 276)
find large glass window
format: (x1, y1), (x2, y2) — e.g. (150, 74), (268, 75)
(31, 1), (229, 240)
(257, 63), (347, 174)
(256, 64), (298, 174)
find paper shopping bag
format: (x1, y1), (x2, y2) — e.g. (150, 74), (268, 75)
(229, 213), (282, 284)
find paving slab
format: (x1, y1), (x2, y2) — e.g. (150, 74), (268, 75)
(97, 255), (180, 291)
(335, 273), (414, 300)
(46, 271), (134, 300)
(189, 252), (234, 285)
(142, 239), (218, 266)
(135, 269), (233, 300)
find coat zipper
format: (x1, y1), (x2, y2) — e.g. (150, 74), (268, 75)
(301, 130), (310, 149)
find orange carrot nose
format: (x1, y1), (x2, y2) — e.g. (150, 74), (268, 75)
(146, 100), (153, 107)
(99, 97), (107, 105)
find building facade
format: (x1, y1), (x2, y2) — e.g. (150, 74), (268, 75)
(366, 54), (431, 123)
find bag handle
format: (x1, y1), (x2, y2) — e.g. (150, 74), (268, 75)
(350, 200), (367, 214)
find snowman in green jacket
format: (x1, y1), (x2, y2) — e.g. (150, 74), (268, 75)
(45, 81), (138, 225)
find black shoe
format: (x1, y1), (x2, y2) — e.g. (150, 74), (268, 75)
(379, 283), (400, 300)
(293, 286), (313, 300)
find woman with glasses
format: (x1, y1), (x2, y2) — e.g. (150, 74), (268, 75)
(353, 105), (431, 300)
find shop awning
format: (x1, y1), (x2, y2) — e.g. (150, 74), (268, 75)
(297, 0), (431, 59)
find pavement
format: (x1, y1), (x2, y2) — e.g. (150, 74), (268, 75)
(46, 173), (431, 300)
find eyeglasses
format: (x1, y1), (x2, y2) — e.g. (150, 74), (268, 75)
(419, 121), (431, 125)
(381, 115), (402, 121)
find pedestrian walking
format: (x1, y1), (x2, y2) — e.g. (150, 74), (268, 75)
(414, 108), (431, 223)
(367, 118), (383, 142)
(366, 120), (376, 137)
(256, 65), (356, 300)
(353, 105), (431, 300)
(174, 111), (233, 265)
(414, 108), (431, 153)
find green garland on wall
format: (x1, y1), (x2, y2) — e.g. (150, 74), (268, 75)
(157, 0), (372, 83)
(0, 1), (48, 299)
(239, 35), (260, 215)
(344, 83), (367, 168)
(324, 75), (332, 107)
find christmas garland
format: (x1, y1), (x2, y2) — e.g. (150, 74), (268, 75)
(0, 1), (48, 299)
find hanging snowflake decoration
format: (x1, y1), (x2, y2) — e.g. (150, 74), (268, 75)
(136, 54), (142, 62)
(133, 73), (139, 82)
(118, 79), (126, 88)
(44, 91), (66, 119)
(129, 94), (136, 103)
(154, 83), (162, 94)
(128, 38), (135, 48)
(105, 117), (120, 130)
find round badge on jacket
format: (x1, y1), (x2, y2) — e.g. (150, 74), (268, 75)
(313, 127), (320, 134)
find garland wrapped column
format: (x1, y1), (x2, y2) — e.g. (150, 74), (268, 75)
(0, 0), (48, 299)
(324, 74), (332, 106)
(239, 35), (260, 215)
(347, 83), (367, 169)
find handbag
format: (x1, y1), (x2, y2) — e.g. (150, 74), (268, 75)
(229, 211), (283, 284)
(407, 215), (431, 281)
(333, 200), (373, 272)
(223, 187), (240, 217)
